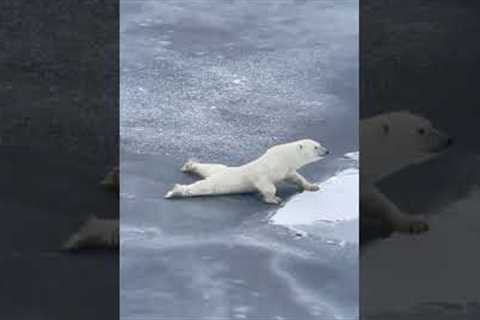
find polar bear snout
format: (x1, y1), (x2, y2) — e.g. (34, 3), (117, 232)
(440, 136), (453, 149)
(315, 145), (329, 156)
(429, 131), (453, 153)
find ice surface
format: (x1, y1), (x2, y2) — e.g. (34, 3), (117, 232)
(120, 152), (359, 320)
(120, 0), (358, 161)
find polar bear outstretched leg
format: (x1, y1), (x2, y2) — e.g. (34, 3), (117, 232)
(165, 177), (284, 205)
(165, 172), (246, 198)
(165, 180), (217, 198)
(181, 160), (228, 178)
(285, 171), (320, 191)
(362, 186), (429, 234)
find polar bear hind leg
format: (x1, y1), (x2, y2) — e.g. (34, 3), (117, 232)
(165, 172), (249, 198)
(362, 186), (429, 234)
(181, 160), (228, 178)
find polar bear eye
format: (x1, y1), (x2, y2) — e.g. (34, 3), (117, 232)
(417, 128), (426, 135)
(314, 146), (319, 150)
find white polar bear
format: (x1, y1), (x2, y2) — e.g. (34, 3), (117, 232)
(361, 111), (452, 234)
(165, 139), (329, 204)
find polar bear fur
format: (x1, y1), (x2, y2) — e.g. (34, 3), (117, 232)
(361, 111), (452, 235)
(165, 139), (329, 204)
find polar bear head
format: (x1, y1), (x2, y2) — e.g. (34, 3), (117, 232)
(361, 111), (452, 182)
(296, 139), (330, 163)
(269, 139), (329, 169)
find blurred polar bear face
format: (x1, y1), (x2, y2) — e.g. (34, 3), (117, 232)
(380, 112), (452, 155)
(361, 111), (452, 182)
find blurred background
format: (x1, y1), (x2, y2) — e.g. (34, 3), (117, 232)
(0, 1), (118, 319)
(361, 0), (480, 318)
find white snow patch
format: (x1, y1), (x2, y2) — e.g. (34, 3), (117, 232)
(271, 167), (359, 225)
(270, 157), (359, 244)
(344, 151), (359, 162)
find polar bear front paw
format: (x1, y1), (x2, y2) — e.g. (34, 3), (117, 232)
(304, 184), (320, 192)
(263, 195), (283, 205)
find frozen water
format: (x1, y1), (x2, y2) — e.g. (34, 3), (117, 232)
(120, 0), (358, 161)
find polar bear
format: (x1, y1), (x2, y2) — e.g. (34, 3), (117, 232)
(165, 139), (329, 204)
(361, 111), (452, 236)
